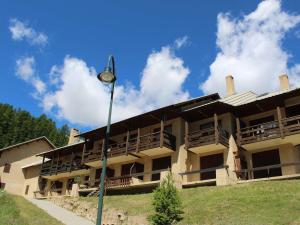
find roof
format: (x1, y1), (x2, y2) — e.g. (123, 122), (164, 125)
(78, 93), (220, 140)
(36, 141), (85, 157)
(220, 91), (258, 106)
(21, 158), (50, 169)
(0, 136), (56, 153)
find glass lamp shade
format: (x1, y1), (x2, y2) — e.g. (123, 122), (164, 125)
(97, 67), (116, 83)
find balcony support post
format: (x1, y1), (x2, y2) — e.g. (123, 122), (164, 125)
(70, 151), (74, 172)
(81, 142), (86, 165)
(236, 118), (241, 146)
(214, 113), (219, 144)
(125, 130), (130, 155)
(136, 128), (140, 152)
(50, 154), (54, 175)
(160, 119), (164, 148)
(277, 106), (284, 139)
(102, 139), (105, 158)
(56, 152), (60, 175)
(185, 121), (189, 149)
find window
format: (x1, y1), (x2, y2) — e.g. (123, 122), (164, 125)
(0, 151), (2, 158)
(25, 185), (30, 195)
(3, 163), (11, 173)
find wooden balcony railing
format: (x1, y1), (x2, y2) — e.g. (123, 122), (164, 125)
(83, 131), (176, 163)
(237, 115), (300, 145)
(234, 162), (300, 180)
(80, 169), (170, 190)
(41, 158), (83, 176)
(186, 127), (229, 149)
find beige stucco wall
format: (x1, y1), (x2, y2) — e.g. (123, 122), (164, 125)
(0, 140), (53, 197)
(23, 165), (41, 198)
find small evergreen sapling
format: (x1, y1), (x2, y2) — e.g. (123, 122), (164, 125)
(149, 172), (183, 225)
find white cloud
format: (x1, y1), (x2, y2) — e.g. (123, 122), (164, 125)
(42, 45), (190, 127)
(9, 18), (48, 46)
(201, 0), (300, 96)
(174, 36), (188, 49)
(15, 56), (46, 95)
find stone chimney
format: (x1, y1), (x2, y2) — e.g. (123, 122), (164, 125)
(226, 75), (235, 96)
(279, 74), (290, 91)
(68, 128), (80, 145)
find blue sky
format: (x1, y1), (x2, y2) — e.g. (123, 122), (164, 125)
(1, 0), (300, 131)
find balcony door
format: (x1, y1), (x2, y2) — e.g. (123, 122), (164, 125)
(249, 116), (276, 138)
(200, 153), (223, 180)
(152, 156), (171, 181)
(121, 162), (144, 180)
(252, 149), (282, 179)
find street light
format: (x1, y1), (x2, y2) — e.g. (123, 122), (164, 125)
(96, 55), (116, 225)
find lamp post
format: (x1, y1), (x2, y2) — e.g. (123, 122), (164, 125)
(96, 55), (117, 225)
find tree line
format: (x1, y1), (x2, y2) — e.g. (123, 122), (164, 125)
(0, 103), (69, 149)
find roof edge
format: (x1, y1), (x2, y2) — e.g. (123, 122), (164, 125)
(0, 136), (56, 153)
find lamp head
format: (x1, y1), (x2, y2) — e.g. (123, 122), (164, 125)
(97, 66), (116, 83)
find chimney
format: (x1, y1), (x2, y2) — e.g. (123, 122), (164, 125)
(68, 128), (80, 145)
(226, 75), (235, 96)
(279, 74), (290, 91)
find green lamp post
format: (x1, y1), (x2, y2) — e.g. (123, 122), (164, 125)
(96, 55), (117, 225)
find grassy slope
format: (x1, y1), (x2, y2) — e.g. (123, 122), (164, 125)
(83, 180), (300, 225)
(0, 191), (63, 225)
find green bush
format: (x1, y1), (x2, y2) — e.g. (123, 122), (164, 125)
(148, 173), (183, 225)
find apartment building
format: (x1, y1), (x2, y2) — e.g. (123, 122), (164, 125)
(33, 75), (300, 197)
(0, 137), (55, 198)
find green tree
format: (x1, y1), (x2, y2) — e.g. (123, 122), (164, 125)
(149, 172), (183, 225)
(0, 103), (69, 148)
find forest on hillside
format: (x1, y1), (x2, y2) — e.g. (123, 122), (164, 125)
(0, 103), (69, 148)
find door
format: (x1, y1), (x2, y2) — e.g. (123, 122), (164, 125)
(252, 149), (282, 179)
(200, 153), (223, 180)
(95, 168), (115, 186)
(152, 156), (171, 181)
(121, 162), (144, 180)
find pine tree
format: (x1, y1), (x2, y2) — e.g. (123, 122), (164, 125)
(0, 103), (69, 148)
(149, 172), (184, 225)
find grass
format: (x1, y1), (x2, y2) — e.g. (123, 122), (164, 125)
(0, 190), (63, 225)
(81, 180), (300, 225)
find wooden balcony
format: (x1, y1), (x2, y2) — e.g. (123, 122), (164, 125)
(41, 157), (88, 179)
(78, 169), (169, 195)
(237, 115), (300, 150)
(186, 127), (229, 154)
(83, 131), (176, 167)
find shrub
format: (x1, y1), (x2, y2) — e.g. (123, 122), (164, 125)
(148, 172), (183, 225)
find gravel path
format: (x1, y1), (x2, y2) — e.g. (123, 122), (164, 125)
(27, 198), (95, 225)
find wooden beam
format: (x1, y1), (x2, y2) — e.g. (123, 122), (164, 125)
(70, 151), (74, 172)
(136, 128), (140, 152)
(56, 152), (60, 175)
(50, 154), (54, 175)
(160, 119), (164, 148)
(102, 139), (105, 159)
(81, 142), (86, 165)
(214, 113), (219, 144)
(125, 130), (130, 155)
(236, 117), (241, 146)
(277, 106), (284, 139)
(185, 121), (189, 149)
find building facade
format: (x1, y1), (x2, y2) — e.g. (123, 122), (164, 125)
(2, 75), (300, 198)
(0, 137), (55, 198)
